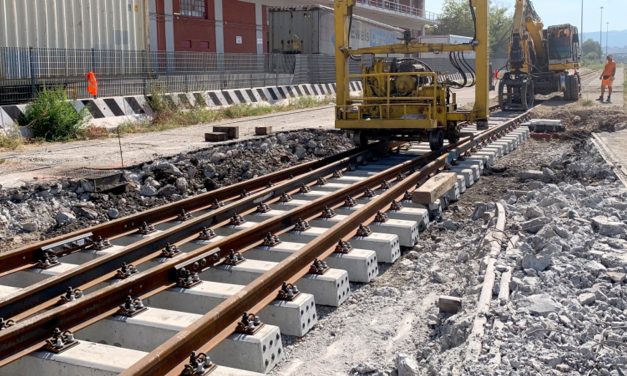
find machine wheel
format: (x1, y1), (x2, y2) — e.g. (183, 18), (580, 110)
(498, 79), (508, 110)
(564, 75), (579, 101)
(569, 75), (580, 100)
(446, 122), (460, 145)
(349, 131), (369, 147)
(564, 76), (573, 100)
(520, 79), (535, 110)
(429, 129), (444, 151)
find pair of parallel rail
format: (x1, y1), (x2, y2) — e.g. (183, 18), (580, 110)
(0, 107), (529, 375)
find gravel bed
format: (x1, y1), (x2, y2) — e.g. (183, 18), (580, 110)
(0, 130), (353, 250)
(271, 137), (627, 376)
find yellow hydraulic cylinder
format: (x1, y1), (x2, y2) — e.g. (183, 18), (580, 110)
(334, 0), (355, 113)
(472, 0), (489, 121)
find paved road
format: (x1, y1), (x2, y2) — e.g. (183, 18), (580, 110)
(591, 65), (627, 187)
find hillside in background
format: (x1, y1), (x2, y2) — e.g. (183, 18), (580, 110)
(582, 29), (627, 48)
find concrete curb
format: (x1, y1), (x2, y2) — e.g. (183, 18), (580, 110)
(0, 82), (363, 133)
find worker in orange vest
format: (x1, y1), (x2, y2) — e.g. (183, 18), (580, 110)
(86, 71), (98, 99)
(597, 55), (616, 103)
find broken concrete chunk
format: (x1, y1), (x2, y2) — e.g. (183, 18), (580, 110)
(524, 205), (543, 220)
(525, 294), (561, 316)
(438, 295), (462, 314)
(519, 170), (544, 181)
(522, 217), (551, 234)
(521, 253), (553, 272)
(395, 353), (420, 376)
(591, 216), (627, 237)
(607, 271), (626, 283)
(577, 293), (596, 306)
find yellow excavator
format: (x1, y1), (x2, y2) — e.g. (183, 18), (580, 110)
(334, 0), (490, 151)
(499, 0), (581, 110)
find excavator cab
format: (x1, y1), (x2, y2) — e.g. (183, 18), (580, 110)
(547, 25), (580, 67)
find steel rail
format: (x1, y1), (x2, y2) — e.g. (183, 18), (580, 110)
(0, 110), (530, 368)
(0, 145), (370, 277)
(0, 136), (447, 366)
(125, 112), (529, 375)
(0, 147), (377, 321)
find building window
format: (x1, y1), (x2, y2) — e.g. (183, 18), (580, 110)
(180, 0), (205, 18)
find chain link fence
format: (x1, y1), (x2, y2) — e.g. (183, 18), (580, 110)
(0, 46), (506, 105)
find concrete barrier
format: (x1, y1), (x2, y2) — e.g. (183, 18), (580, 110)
(0, 82), (363, 133)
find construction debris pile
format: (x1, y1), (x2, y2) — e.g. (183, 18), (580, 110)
(466, 140), (627, 375)
(0, 130), (353, 249)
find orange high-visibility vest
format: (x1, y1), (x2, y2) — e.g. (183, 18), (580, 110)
(87, 71), (98, 97)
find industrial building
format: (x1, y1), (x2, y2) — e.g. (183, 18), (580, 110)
(0, 0), (434, 54)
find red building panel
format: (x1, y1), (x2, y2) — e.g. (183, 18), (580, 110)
(155, 0), (167, 51)
(262, 4), (268, 53)
(173, 0), (217, 52)
(223, 0), (257, 53)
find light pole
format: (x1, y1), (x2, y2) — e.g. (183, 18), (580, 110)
(600, 6), (604, 61)
(606, 22), (609, 57)
(580, 0), (584, 40)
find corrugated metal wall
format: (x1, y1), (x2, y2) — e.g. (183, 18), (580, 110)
(0, 0), (147, 50)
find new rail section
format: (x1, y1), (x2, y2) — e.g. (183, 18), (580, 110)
(0, 107), (530, 375)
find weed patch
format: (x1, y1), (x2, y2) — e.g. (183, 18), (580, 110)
(0, 131), (23, 150)
(20, 88), (87, 141)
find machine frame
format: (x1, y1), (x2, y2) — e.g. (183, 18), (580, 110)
(334, 0), (490, 150)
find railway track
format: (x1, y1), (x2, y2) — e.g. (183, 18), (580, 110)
(0, 108), (531, 376)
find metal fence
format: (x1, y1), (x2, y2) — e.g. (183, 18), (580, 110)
(0, 47), (299, 104)
(0, 46), (504, 105)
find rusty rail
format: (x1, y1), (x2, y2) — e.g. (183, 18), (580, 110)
(0, 138), (443, 366)
(0, 147), (377, 321)
(123, 110), (528, 376)
(0, 145), (370, 277)
(0, 109), (530, 370)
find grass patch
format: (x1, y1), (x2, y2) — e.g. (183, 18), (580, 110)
(580, 98), (594, 107)
(0, 130), (23, 150)
(582, 60), (605, 71)
(20, 88), (87, 141)
(117, 94), (334, 135)
(79, 125), (109, 139)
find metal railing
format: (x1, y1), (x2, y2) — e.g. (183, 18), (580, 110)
(356, 0), (439, 21)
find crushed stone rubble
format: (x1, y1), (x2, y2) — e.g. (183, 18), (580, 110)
(0, 130), (353, 249)
(464, 140), (627, 375)
(272, 139), (626, 376)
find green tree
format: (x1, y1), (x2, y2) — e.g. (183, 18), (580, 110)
(581, 39), (602, 60)
(426, 0), (513, 58)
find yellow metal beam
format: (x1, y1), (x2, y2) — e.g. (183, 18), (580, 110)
(334, 0), (356, 111)
(471, 0), (489, 121)
(347, 43), (475, 56)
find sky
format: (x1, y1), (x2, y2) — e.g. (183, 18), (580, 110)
(426, 0), (627, 34)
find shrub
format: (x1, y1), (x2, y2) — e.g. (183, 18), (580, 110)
(21, 88), (86, 141)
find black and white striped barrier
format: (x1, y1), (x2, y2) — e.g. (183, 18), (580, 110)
(0, 82), (361, 133)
